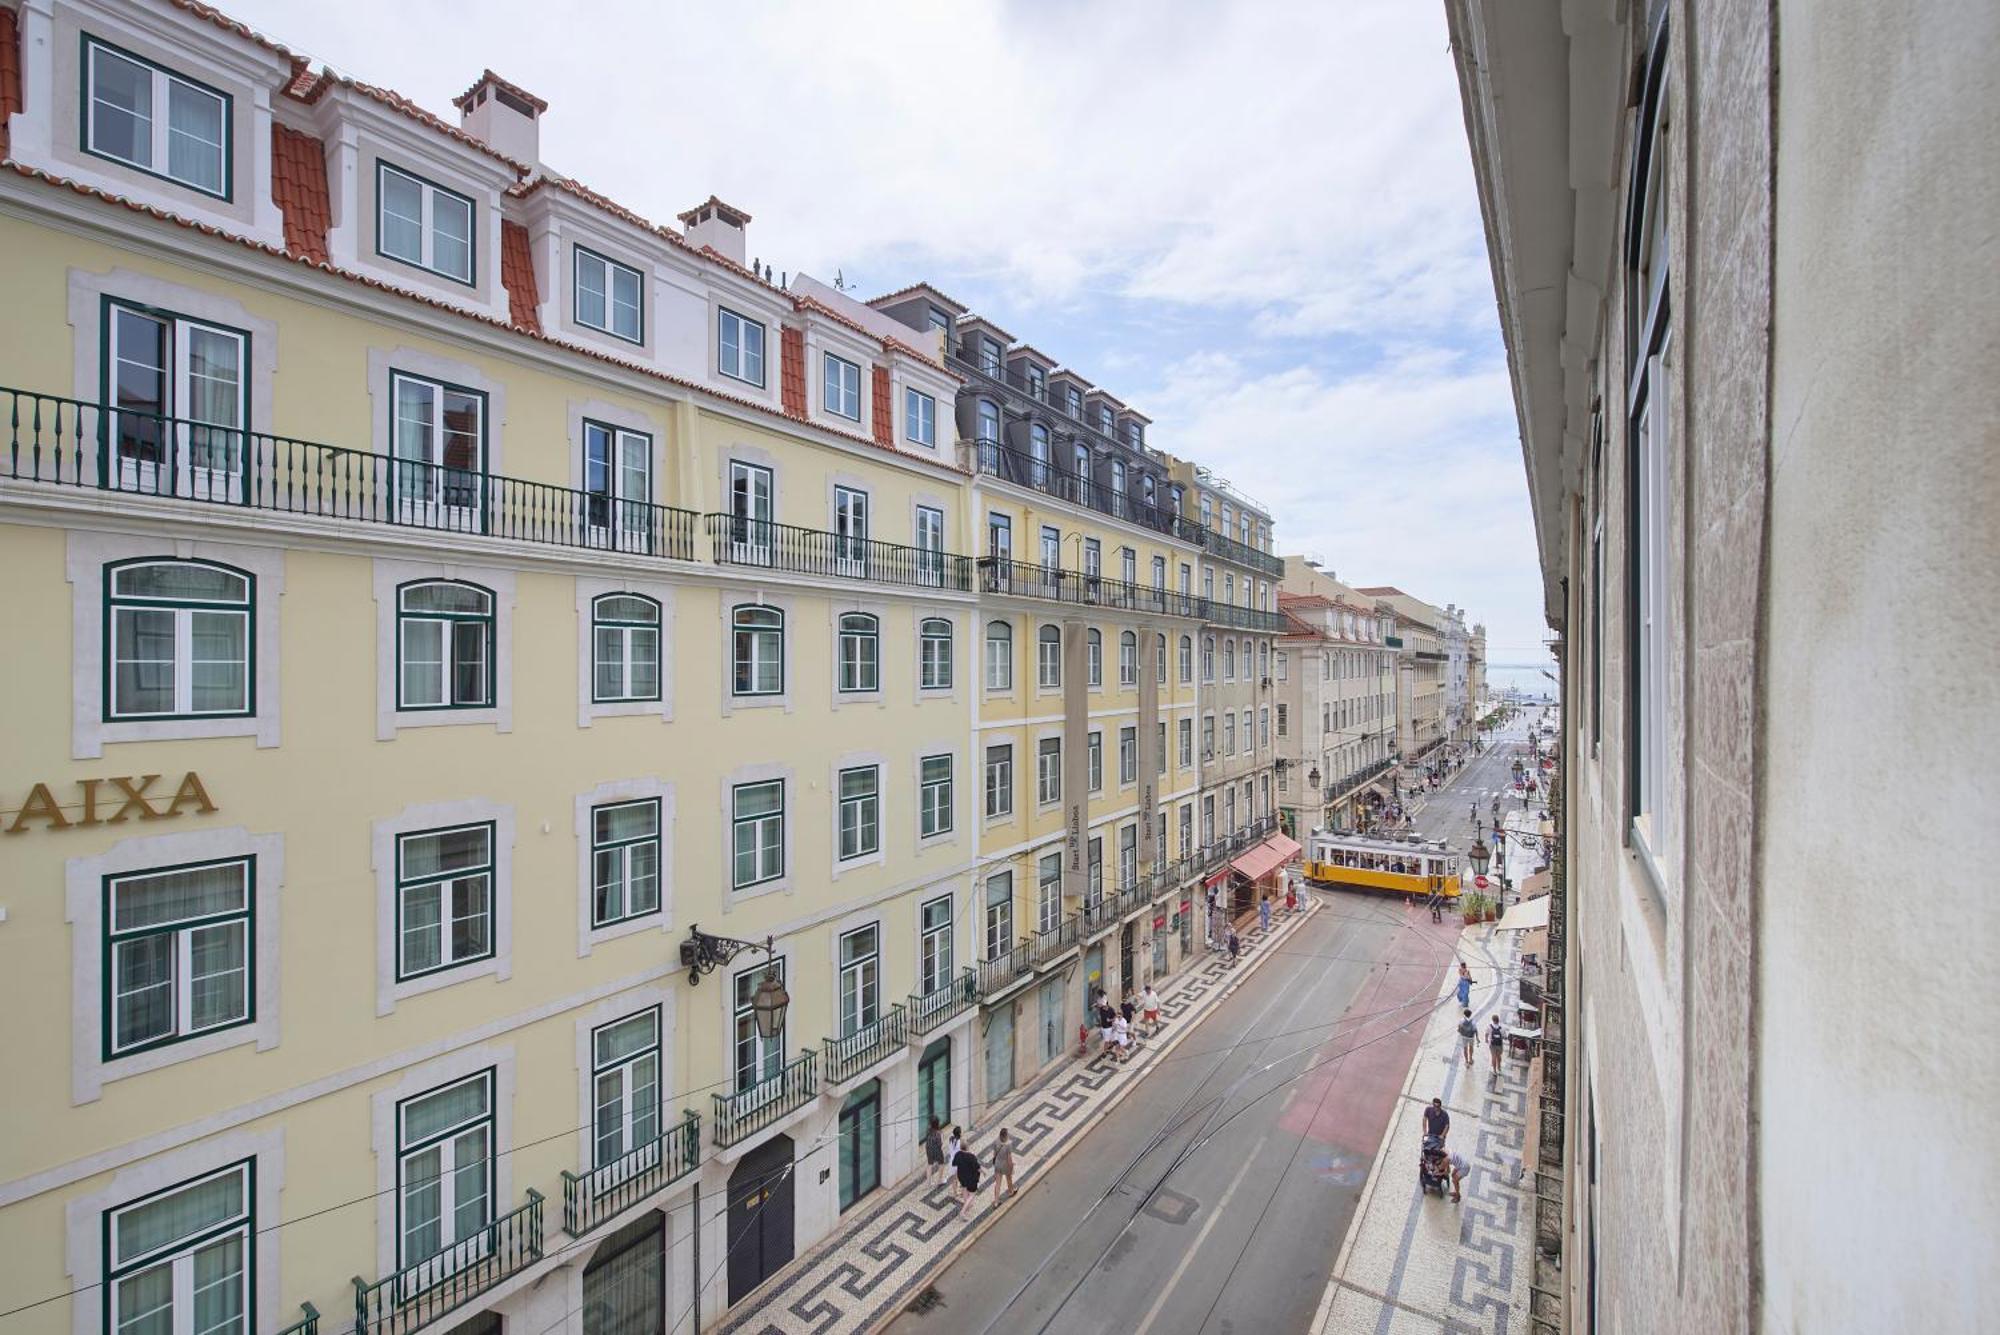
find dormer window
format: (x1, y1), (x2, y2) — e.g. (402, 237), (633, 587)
(85, 38), (230, 199)
(824, 353), (861, 420)
(1098, 406), (1114, 433)
(1066, 386), (1083, 416)
(980, 338), (1002, 375)
(1027, 366), (1046, 399)
(718, 308), (766, 386)
(378, 164), (474, 284)
(927, 306), (951, 333)
(575, 247), (643, 343)
(1126, 422), (1142, 449)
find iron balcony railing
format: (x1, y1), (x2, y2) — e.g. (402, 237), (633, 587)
(977, 555), (1208, 621)
(712, 1050), (817, 1149)
(974, 942), (1034, 997)
(1080, 895), (1117, 940)
(352, 1190), (544, 1335)
(3, 388), (700, 561)
(963, 440), (1199, 542)
(908, 968), (977, 1035)
(273, 1304), (319, 1335)
(702, 513), (974, 592)
(1028, 913), (1082, 968)
(1200, 524), (1285, 577)
(1205, 598), (1289, 633)
(824, 1004), (907, 1085)
(559, 1110), (700, 1239)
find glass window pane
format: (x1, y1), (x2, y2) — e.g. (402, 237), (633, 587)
(400, 582), (489, 615)
(400, 619), (444, 707)
(188, 610), (247, 712)
(402, 1075), (490, 1143)
(114, 1263), (174, 1335)
(594, 800), (659, 844)
(91, 48), (153, 167)
(401, 825), (490, 878)
(187, 921), (248, 1031)
(113, 1170), (244, 1264)
(594, 1011), (658, 1067)
(114, 562), (248, 603)
(112, 862), (247, 932)
(189, 1233), (245, 1335)
(577, 253), (607, 329)
(432, 192), (473, 281)
(450, 876), (491, 959)
(380, 169), (425, 264)
(112, 936), (174, 1051)
(452, 619), (490, 705)
(166, 80), (226, 193)
(735, 781), (781, 817)
(400, 884), (441, 974)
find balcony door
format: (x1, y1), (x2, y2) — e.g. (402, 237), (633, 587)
(833, 486), (869, 577)
(584, 422), (652, 553)
(391, 372), (485, 533)
(396, 1071), (494, 1294)
(728, 461), (774, 565)
(107, 304), (247, 502)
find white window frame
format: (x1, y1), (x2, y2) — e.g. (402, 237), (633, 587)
(104, 1160), (252, 1335)
(985, 744), (1014, 819)
(590, 797), (662, 928)
(105, 559), (252, 720)
(919, 895), (954, 997)
(985, 619), (1013, 692)
(590, 1008), (661, 1174)
(838, 765), (881, 861)
(376, 163), (474, 284)
(732, 605), (785, 697)
(590, 593), (662, 704)
(837, 612), (881, 694)
(1037, 736), (1062, 806)
(732, 780), (786, 889)
(105, 857), (253, 1058)
(824, 353), (862, 420)
(1037, 625), (1062, 690)
(905, 388), (937, 446)
(395, 822), (496, 982)
(920, 755), (953, 838)
(84, 37), (230, 198)
(394, 1070), (494, 1277)
(718, 307), (767, 387)
(838, 925), (881, 1037)
(574, 246), (644, 343)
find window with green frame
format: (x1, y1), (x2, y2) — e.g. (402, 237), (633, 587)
(83, 35), (231, 199)
(837, 613), (880, 693)
(592, 1008), (661, 1171)
(105, 559), (252, 720)
(104, 857), (252, 1059)
(591, 798), (661, 927)
(377, 162), (474, 284)
(575, 245), (644, 343)
(919, 755), (952, 837)
(592, 594), (661, 703)
(731, 780), (784, 889)
(397, 1070), (493, 1270)
(395, 823), (494, 980)
(397, 580), (493, 710)
(838, 766), (880, 861)
(919, 617), (952, 689)
(104, 1159), (252, 1335)
(732, 605), (783, 697)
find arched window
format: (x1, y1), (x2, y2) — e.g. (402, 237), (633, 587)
(1038, 625), (1062, 689)
(1156, 633), (1168, 685)
(985, 620), (1013, 691)
(920, 617), (953, 690)
(1223, 639), (1236, 681)
(397, 579), (494, 709)
(838, 613), (880, 693)
(733, 605), (784, 696)
(1202, 635), (1216, 682)
(1086, 628), (1103, 687)
(1119, 631), (1138, 686)
(106, 559), (252, 718)
(592, 593), (661, 703)
(1179, 634), (1194, 684)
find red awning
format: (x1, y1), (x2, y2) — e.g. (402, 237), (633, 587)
(1229, 834), (1302, 884)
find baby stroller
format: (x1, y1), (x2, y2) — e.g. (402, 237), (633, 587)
(1419, 1135), (1452, 1197)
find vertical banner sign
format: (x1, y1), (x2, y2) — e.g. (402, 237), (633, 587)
(1062, 616), (1089, 904)
(1138, 621), (1160, 868)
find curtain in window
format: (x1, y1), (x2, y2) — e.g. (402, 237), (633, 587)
(582, 1213), (664, 1335)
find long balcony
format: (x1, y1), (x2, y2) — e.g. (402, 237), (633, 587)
(908, 968), (977, 1036)
(963, 440), (1197, 542)
(824, 1004), (907, 1085)
(978, 555), (1208, 621)
(559, 1110), (701, 1239)
(1, 387), (982, 593)
(1201, 525), (1285, 577)
(712, 1051), (818, 1150)
(974, 942), (1035, 998)
(1205, 598), (1290, 633)
(703, 514), (973, 591)
(4, 389), (700, 560)
(352, 1190), (544, 1335)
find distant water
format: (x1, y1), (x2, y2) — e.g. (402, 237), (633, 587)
(1486, 662), (1560, 700)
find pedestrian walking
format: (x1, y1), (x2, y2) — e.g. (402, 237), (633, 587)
(1458, 1009), (1478, 1068)
(1227, 928), (1241, 966)
(1141, 984), (1161, 1035)
(1455, 961), (1473, 1009)
(946, 1124), (962, 1167)
(1110, 1012), (1132, 1061)
(953, 1134), (983, 1216)
(993, 1128), (1019, 1201)
(1423, 1096), (1451, 1142)
(923, 1117), (946, 1185)
(1120, 996), (1136, 1028)
(1487, 1014), (1505, 1073)
(1259, 896), (1272, 934)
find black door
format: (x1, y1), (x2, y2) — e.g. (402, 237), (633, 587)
(726, 1135), (795, 1305)
(1119, 924), (1135, 997)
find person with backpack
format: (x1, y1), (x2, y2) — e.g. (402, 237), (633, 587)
(1488, 1014), (1506, 1073)
(953, 1132), (983, 1216)
(1458, 1008), (1478, 1068)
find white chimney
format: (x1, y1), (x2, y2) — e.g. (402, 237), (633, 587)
(679, 196), (752, 267)
(455, 70), (544, 169)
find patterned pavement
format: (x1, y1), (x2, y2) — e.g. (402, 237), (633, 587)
(717, 895), (1323, 1335)
(1309, 922), (1536, 1335)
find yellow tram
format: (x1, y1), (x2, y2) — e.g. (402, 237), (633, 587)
(1302, 830), (1462, 900)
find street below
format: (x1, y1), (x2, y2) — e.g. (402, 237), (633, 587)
(886, 719), (1540, 1335)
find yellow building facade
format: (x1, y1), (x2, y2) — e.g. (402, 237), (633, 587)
(0, 4), (1301, 1333)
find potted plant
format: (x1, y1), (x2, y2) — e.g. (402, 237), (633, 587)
(1460, 892), (1485, 925)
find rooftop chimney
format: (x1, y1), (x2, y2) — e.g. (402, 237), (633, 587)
(454, 70), (545, 169)
(679, 196), (752, 267)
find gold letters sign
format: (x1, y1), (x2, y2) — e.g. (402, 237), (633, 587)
(3, 773), (217, 834)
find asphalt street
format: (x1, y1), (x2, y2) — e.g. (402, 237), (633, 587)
(886, 717), (1542, 1335)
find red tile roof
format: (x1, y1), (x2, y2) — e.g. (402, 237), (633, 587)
(871, 365), (892, 448)
(167, 0), (299, 63)
(453, 69), (547, 114)
(323, 74), (531, 175)
(0, 6), (19, 159)
(270, 124), (330, 264)
(501, 220), (540, 335)
(780, 327), (807, 418)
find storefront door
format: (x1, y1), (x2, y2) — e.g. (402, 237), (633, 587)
(837, 1082), (880, 1212)
(725, 1135), (795, 1305)
(1039, 975), (1065, 1065)
(917, 1037), (951, 1131)
(984, 1003), (1015, 1101)
(1119, 924), (1136, 998)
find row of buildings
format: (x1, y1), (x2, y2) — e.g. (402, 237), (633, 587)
(1446, 1), (1992, 1332)
(0, 3), (1468, 1333)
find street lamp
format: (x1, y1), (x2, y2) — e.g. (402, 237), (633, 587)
(1469, 838), (1491, 879)
(679, 927), (791, 1038)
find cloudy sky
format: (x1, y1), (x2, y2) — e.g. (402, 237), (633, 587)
(229, 0), (1552, 670)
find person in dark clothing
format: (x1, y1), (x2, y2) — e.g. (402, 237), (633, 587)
(1120, 997), (1136, 1027)
(923, 1117), (946, 1185)
(1226, 928), (1240, 965)
(1423, 1097), (1450, 1142)
(953, 1134), (983, 1216)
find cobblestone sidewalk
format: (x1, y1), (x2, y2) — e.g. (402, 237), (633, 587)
(717, 895), (1324, 1335)
(1309, 922), (1535, 1335)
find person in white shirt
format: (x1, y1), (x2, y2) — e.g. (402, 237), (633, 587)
(1111, 1013), (1132, 1060)
(1141, 985), (1161, 1035)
